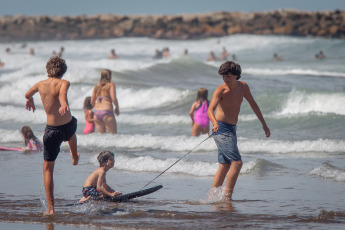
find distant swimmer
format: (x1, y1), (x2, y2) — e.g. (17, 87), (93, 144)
(219, 47), (229, 61)
(29, 48), (35, 56)
(0, 59), (4, 67)
(206, 51), (219, 62)
(108, 49), (119, 59)
(153, 49), (163, 59)
(272, 53), (283, 62)
(5, 48), (10, 54)
(231, 54), (237, 61)
(315, 51), (325, 60)
(51, 51), (57, 58)
(58, 46), (64, 58)
(184, 49), (188, 55)
(163, 47), (170, 58)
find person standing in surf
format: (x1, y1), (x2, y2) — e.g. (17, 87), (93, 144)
(25, 56), (79, 214)
(207, 61), (270, 201)
(91, 69), (119, 134)
(189, 88), (210, 136)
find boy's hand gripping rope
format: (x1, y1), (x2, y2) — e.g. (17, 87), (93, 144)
(141, 133), (214, 190)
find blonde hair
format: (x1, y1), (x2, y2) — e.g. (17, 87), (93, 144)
(196, 88), (208, 102)
(94, 69), (112, 97)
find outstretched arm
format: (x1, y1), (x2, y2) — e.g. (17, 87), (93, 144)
(110, 82), (120, 116)
(58, 80), (70, 116)
(97, 171), (122, 197)
(25, 84), (39, 112)
(207, 87), (222, 133)
(244, 84), (270, 138)
(189, 102), (197, 125)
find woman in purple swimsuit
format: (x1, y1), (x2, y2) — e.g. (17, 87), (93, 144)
(91, 69), (120, 134)
(189, 88), (210, 136)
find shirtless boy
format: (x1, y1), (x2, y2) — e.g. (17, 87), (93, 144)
(79, 151), (122, 203)
(25, 56), (79, 214)
(207, 61), (270, 200)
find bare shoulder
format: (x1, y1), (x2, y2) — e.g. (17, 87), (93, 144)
(238, 81), (248, 86)
(60, 79), (70, 85)
(238, 81), (250, 91)
(215, 83), (227, 94)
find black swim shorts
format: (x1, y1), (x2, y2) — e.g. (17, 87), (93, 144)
(43, 116), (77, 161)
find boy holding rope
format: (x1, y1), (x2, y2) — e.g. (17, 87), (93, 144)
(207, 61), (270, 200)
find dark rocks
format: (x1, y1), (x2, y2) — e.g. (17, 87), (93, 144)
(0, 10), (344, 42)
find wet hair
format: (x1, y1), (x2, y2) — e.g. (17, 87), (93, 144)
(46, 56), (67, 78)
(21, 126), (37, 145)
(94, 69), (112, 97)
(97, 150), (115, 167)
(83, 96), (93, 110)
(196, 88), (208, 102)
(218, 61), (242, 80)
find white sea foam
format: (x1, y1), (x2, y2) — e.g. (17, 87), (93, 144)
(310, 163), (345, 182)
(89, 154), (272, 177)
(245, 68), (345, 78)
(278, 90), (345, 115)
(76, 133), (345, 154)
(0, 129), (25, 142)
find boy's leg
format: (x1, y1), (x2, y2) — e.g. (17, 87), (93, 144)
(224, 160), (242, 200)
(68, 134), (79, 165)
(43, 160), (55, 214)
(212, 163), (230, 187)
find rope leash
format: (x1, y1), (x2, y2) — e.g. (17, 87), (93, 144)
(141, 133), (214, 190)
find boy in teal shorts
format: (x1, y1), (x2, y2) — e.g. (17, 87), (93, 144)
(207, 61), (270, 201)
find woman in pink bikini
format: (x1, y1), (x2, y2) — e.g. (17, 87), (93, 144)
(91, 69), (120, 134)
(189, 88), (210, 136)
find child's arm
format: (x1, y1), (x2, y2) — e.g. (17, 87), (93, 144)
(244, 84), (270, 138)
(103, 178), (122, 196)
(25, 84), (39, 112)
(58, 80), (70, 116)
(91, 87), (97, 108)
(85, 110), (95, 123)
(207, 87), (223, 133)
(97, 171), (121, 197)
(189, 102), (196, 125)
(110, 82), (120, 116)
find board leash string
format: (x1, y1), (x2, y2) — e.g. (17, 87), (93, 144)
(141, 133), (214, 190)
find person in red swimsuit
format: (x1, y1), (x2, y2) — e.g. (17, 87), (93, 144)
(83, 96), (95, 134)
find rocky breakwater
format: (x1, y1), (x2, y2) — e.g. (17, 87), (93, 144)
(0, 9), (344, 41)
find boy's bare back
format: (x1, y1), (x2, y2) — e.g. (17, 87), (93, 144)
(25, 78), (72, 126)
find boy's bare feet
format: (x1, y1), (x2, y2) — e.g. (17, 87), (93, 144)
(43, 209), (55, 215)
(79, 195), (91, 203)
(70, 151), (79, 165)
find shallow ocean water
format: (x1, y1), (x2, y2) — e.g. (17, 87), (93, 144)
(0, 34), (345, 229)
